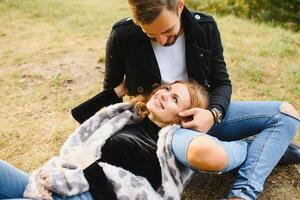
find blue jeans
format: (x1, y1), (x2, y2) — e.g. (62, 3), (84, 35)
(0, 160), (93, 200)
(172, 101), (300, 200)
(172, 130), (248, 173)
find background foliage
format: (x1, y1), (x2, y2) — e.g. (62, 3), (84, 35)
(186, 0), (300, 31)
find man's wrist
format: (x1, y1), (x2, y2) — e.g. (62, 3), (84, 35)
(210, 108), (223, 124)
(114, 87), (124, 97)
(208, 109), (217, 124)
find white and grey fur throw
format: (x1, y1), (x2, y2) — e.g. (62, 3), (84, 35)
(23, 102), (194, 200)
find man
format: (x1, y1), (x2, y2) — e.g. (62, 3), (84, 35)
(72, 0), (300, 199)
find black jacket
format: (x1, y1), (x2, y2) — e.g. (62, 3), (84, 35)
(72, 7), (232, 124)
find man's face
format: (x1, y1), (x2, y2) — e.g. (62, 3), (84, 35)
(140, 7), (183, 46)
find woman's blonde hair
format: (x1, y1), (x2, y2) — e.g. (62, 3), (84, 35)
(131, 80), (208, 123)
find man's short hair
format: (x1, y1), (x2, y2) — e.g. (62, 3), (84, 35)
(128, 0), (179, 25)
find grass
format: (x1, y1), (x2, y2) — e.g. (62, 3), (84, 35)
(218, 15), (300, 106)
(0, 0), (299, 199)
(0, 0), (128, 67)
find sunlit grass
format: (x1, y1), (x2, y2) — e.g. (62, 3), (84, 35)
(0, 0), (129, 66)
(217, 15), (300, 107)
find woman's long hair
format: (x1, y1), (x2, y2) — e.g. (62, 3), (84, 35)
(131, 80), (209, 123)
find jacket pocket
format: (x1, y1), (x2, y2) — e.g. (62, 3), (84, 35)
(192, 46), (212, 70)
(188, 46), (212, 88)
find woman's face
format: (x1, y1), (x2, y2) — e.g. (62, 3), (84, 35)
(146, 83), (191, 126)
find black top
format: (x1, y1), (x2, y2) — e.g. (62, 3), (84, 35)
(83, 116), (162, 200)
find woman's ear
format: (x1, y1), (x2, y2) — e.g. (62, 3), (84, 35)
(174, 115), (186, 124)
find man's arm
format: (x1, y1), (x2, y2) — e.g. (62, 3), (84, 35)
(71, 28), (126, 123)
(103, 28), (126, 90)
(71, 88), (122, 124)
(208, 21), (232, 116)
(179, 19), (231, 133)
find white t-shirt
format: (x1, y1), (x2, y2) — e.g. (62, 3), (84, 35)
(151, 34), (188, 83)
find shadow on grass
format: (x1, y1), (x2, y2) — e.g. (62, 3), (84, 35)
(183, 165), (300, 200)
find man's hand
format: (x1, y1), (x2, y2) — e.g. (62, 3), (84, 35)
(114, 79), (127, 97)
(179, 107), (215, 133)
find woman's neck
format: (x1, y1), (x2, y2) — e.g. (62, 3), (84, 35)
(147, 113), (166, 128)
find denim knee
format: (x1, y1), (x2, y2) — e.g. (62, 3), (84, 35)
(279, 102), (300, 122)
(171, 129), (248, 173)
(275, 102), (300, 138)
(171, 128), (200, 169)
(221, 140), (248, 172)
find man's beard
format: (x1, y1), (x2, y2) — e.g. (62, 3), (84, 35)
(150, 29), (182, 46)
(151, 21), (183, 47)
(163, 34), (180, 46)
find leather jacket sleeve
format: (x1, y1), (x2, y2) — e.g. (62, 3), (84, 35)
(207, 21), (232, 115)
(103, 28), (126, 90)
(71, 88), (122, 124)
(71, 28), (125, 124)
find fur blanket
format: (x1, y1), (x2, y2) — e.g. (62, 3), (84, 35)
(23, 102), (193, 200)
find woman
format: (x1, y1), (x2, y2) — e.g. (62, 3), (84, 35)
(0, 80), (248, 200)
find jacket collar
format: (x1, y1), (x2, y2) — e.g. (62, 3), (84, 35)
(181, 6), (207, 79)
(182, 6), (206, 41)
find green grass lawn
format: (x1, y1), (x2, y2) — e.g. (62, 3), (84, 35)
(0, 0), (299, 199)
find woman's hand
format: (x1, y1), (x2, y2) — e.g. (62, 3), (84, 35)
(62, 147), (96, 169)
(114, 79), (128, 97)
(178, 107), (214, 133)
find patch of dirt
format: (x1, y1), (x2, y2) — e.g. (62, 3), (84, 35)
(1, 51), (106, 94)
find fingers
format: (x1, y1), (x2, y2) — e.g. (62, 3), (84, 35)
(181, 120), (196, 129)
(179, 108), (199, 128)
(179, 107), (198, 117)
